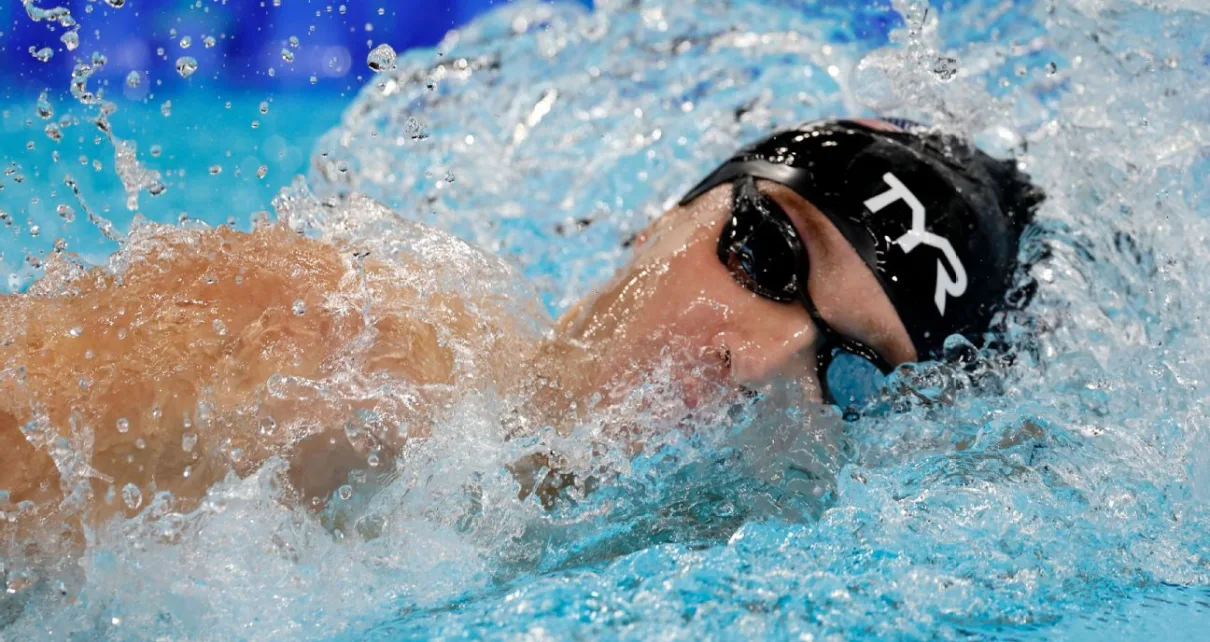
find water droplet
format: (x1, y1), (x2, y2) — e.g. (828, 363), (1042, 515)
(281, 48), (294, 63)
(367, 43), (397, 73)
(61, 30), (79, 51)
(337, 485), (353, 501)
(36, 92), (53, 119)
(289, 36), (300, 48)
(258, 416), (276, 435)
(932, 56), (959, 82)
(203, 35), (216, 49)
(259, 100), (269, 114)
(116, 417), (129, 433)
(179, 36), (191, 49)
(256, 165), (268, 179)
(125, 70), (142, 88)
(175, 56), (198, 79)
(292, 300), (306, 316)
(57, 204), (75, 222)
(161, 100), (172, 117)
(181, 432), (197, 452)
(29, 47), (54, 63)
(122, 483), (142, 510)
(208, 165), (222, 175)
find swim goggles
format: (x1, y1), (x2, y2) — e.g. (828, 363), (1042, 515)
(714, 174), (893, 415)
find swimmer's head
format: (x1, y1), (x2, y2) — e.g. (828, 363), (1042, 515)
(555, 118), (1043, 414)
(679, 118), (1045, 360)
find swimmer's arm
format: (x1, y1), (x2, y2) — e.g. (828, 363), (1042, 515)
(0, 226), (441, 522)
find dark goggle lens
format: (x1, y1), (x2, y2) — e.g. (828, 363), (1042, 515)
(719, 184), (801, 302)
(824, 349), (888, 413)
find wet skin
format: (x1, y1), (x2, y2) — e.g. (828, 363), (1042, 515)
(0, 180), (915, 541)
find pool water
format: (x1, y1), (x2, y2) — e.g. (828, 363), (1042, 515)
(4, 0), (1210, 640)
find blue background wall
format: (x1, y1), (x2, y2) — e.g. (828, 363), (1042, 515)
(1, 0), (592, 96)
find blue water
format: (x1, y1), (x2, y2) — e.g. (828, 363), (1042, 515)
(5, 0), (1210, 640)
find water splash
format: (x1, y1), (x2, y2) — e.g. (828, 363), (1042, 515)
(6, 0), (1210, 640)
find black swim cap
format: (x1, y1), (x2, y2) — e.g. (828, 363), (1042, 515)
(680, 119), (1044, 359)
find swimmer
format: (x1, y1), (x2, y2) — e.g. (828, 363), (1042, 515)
(0, 119), (1043, 546)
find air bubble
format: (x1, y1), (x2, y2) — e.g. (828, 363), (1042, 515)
(105, 0), (127, 7)
(203, 35), (216, 49)
(61, 30), (79, 51)
(150, 144), (162, 157)
(179, 36), (192, 49)
(29, 225), (41, 237)
(281, 48), (294, 63)
(256, 165), (268, 179)
(367, 43), (397, 73)
(292, 300), (307, 316)
(338, 4), (347, 15)
(259, 101), (269, 114)
(116, 417), (130, 433)
(175, 56), (198, 79)
(289, 36), (300, 48)
(122, 483), (142, 510)
(377, 7), (385, 15)
(57, 204), (75, 222)
(209, 165), (222, 175)
(182, 433), (197, 452)
(337, 485), (353, 501)
(126, 71), (142, 88)
(309, 75), (318, 85)
(1046, 61), (1058, 75)
(161, 100), (172, 117)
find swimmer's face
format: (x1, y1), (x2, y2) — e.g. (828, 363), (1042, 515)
(557, 180), (917, 410)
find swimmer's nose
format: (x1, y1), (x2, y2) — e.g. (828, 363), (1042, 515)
(710, 329), (818, 386)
